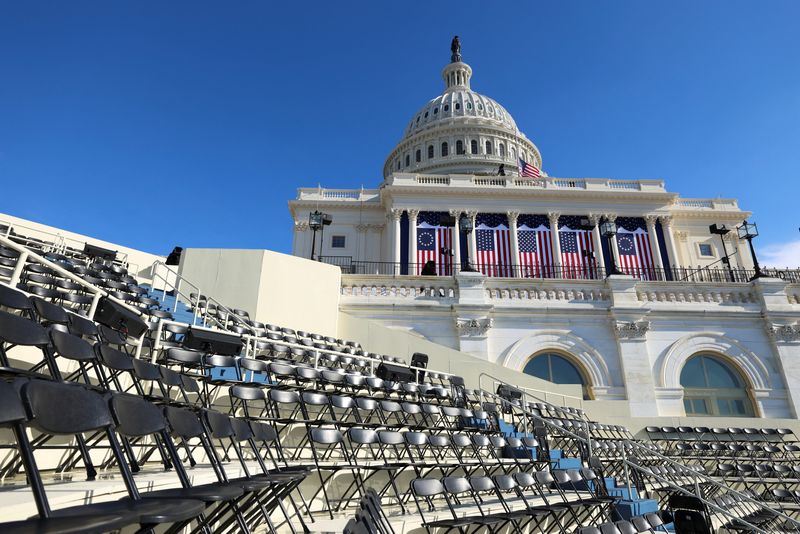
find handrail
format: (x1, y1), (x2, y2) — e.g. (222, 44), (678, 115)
(0, 234), (148, 357)
(477, 371), (584, 410)
(484, 390), (787, 534)
(1, 219), (134, 271)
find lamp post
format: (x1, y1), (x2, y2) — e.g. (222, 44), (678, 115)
(308, 210), (332, 261)
(600, 219), (622, 276)
(459, 216), (476, 272)
(737, 221), (764, 280)
(709, 224), (735, 281)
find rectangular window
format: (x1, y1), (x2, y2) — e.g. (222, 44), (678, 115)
(331, 235), (346, 248)
(685, 398), (709, 415)
(698, 243), (714, 257)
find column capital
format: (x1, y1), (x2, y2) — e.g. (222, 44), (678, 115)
(407, 209), (420, 220)
(506, 210), (520, 225)
(658, 215), (674, 226)
(603, 213), (618, 223)
(547, 211), (561, 223)
(448, 208), (463, 218)
(355, 223), (369, 233)
(644, 215), (659, 227)
(295, 221), (309, 231)
(389, 208), (403, 221)
(465, 210), (478, 219)
(588, 213), (602, 225)
(675, 230), (688, 243)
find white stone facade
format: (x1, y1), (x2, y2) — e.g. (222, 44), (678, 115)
(287, 41), (800, 420)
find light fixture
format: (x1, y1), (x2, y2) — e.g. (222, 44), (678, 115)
(737, 221), (763, 280)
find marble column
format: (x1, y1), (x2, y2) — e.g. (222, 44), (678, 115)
(407, 209), (419, 275)
(588, 214), (605, 273)
(644, 215), (665, 271)
(449, 209), (462, 273)
(507, 211), (520, 277)
(548, 212), (562, 273)
(658, 215), (681, 270)
(390, 208), (402, 274)
(466, 210), (478, 268)
(605, 213), (620, 266)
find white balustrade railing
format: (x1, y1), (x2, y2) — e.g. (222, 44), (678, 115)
(636, 282), (756, 304)
(340, 275), (457, 300)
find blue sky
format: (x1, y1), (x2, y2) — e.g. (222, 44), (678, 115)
(1, 1), (799, 265)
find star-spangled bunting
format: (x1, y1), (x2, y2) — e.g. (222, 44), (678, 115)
(416, 211), (453, 275)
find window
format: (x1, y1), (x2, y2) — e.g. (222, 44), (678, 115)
(433, 107), (439, 115)
(405, 154), (410, 167)
(455, 102), (461, 110)
(441, 142), (449, 157)
(428, 145), (434, 159)
(499, 143), (505, 158)
(444, 104), (450, 112)
(456, 140), (464, 155)
(396, 159), (400, 170)
(424, 111), (429, 118)
(415, 149), (421, 163)
(331, 235), (346, 248)
(523, 352), (589, 399)
(477, 103), (483, 111)
(698, 243), (714, 257)
(680, 354), (754, 417)
(485, 140), (493, 155)
(471, 140), (478, 154)
(466, 102), (472, 110)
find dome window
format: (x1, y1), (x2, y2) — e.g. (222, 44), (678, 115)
(470, 140), (478, 154)
(433, 107), (439, 114)
(428, 145), (434, 159)
(396, 159), (401, 170)
(441, 142), (449, 157)
(444, 104), (450, 112)
(455, 102), (461, 110)
(485, 140), (493, 155)
(405, 154), (410, 167)
(499, 143), (505, 158)
(424, 111), (429, 118)
(477, 103), (483, 111)
(456, 140), (464, 155)
(487, 105), (494, 113)
(415, 149), (421, 163)
(466, 102), (472, 110)
(416, 116), (420, 123)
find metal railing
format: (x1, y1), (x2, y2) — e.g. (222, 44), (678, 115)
(0, 234), (149, 357)
(322, 256), (784, 283)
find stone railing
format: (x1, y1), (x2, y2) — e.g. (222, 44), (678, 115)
(674, 198), (740, 211)
(636, 282), (756, 304)
(340, 275), (457, 301)
(484, 278), (610, 302)
(295, 188), (380, 202)
(386, 173), (668, 193)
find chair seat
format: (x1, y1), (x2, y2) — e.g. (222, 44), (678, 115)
(143, 483), (244, 502)
(48, 497), (207, 524)
(0, 512), (134, 534)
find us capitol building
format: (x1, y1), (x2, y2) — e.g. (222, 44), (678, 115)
(289, 39), (800, 420)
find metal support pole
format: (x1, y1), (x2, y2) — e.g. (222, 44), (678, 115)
(151, 319), (164, 363)
(622, 445), (632, 497)
(9, 251), (28, 286)
(585, 420), (592, 458)
(172, 278), (181, 313)
(88, 292), (102, 318)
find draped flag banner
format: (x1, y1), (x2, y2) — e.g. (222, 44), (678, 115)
(558, 215), (596, 279)
(517, 214), (553, 278)
(475, 213), (512, 277)
(416, 211), (453, 275)
(615, 217), (656, 280)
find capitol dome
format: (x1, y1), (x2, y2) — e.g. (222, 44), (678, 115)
(383, 39), (542, 179)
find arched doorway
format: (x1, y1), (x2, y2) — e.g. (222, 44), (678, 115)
(680, 353), (755, 417)
(523, 351), (591, 400)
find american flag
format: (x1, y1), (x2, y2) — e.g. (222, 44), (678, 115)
(518, 157), (541, 178)
(518, 214), (553, 278)
(558, 215), (596, 279)
(476, 213), (512, 277)
(615, 217), (655, 279)
(416, 212), (453, 275)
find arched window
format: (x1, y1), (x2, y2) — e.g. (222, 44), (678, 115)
(428, 145), (434, 159)
(471, 140), (478, 154)
(485, 140), (493, 155)
(433, 107), (439, 115)
(455, 102), (461, 110)
(415, 149), (421, 163)
(405, 154), (410, 167)
(444, 104), (450, 112)
(680, 354), (754, 417)
(499, 143), (505, 158)
(441, 142), (449, 157)
(523, 352), (589, 399)
(510, 146), (516, 161)
(456, 140), (464, 155)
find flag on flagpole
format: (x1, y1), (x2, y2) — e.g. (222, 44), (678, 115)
(518, 157), (541, 178)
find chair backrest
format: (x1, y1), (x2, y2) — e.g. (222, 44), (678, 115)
(205, 410), (236, 439)
(22, 379), (113, 434)
(50, 329), (95, 361)
(0, 379), (28, 426)
(32, 296), (69, 324)
(164, 405), (205, 439)
(110, 393), (167, 437)
(411, 478), (444, 497)
(0, 310), (50, 346)
(311, 428), (344, 445)
(443, 476), (471, 495)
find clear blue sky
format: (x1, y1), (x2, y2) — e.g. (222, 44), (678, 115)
(1, 1), (799, 264)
